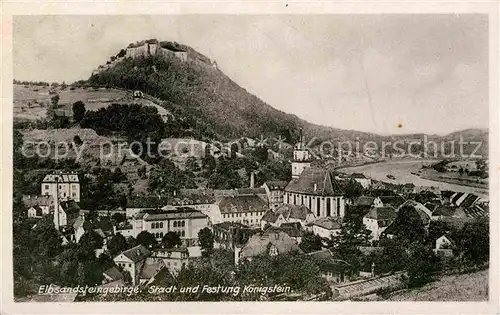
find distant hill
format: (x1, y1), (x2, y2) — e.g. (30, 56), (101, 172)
(63, 38), (487, 158)
(85, 39), (380, 143)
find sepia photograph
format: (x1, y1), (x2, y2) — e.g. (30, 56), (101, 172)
(2, 3), (499, 313)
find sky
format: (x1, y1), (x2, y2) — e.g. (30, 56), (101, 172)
(13, 15), (489, 135)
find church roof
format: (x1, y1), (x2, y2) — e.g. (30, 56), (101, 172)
(285, 167), (343, 196)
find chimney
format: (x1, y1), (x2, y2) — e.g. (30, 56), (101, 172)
(314, 184), (317, 192)
(250, 172), (255, 189)
(54, 177), (60, 230)
(136, 249), (141, 256)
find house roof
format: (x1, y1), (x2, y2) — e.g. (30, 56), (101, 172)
(350, 173), (367, 179)
(308, 249), (351, 271)
(214, 188), (267, 199)
(285, 167), (343, 196)
(212, 221), (250, 231)
(463, 204), (488, 218)
(177, 189), (216, 204)
(103, 266), (124, 281)
(23, 195), (54, 208)
(117, 244), (151, 263)
(217, 195), (269, 214)
(29, 205), (43, 216)
(93, 228), (106, 238)
(309, 217), (342, 230)
(60, 200), (80, 215)
(353, 196), (376, 207)
(264, 180), (288, 190)
(277, 222), (304, 238)
(261, 204), (313, 224)
(42, 172), (79, 183)
(139, 207), (207, 221)
(379, 196), (405, 208)
(432, 205), (457, 217)
(126, 195), (170, 208)
(72, 215), (86, 230)
(240, 231), (302, 258)
(139, 257), (165, 280)
(398, 200), (433, 221)
(364, 206), (396, 221)
(460, 194), (480, 208)
(437, 234), (456, 247)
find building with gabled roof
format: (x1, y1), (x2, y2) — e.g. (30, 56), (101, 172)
(260, 203), (315, 229)
(308, 249), (352, 283)
(307, 217), (343, 239)
(262, 180), (288, 210)
(216, 195), (269, 227)
(122, 207), (209, 247)
(363, 206), (397, 241)
(23, 195), (54, 217)
(113, 244), (151, 285)
(41, 171), (80, 202)
(235, 230), (302, 264)
(284, 167), (345, 218)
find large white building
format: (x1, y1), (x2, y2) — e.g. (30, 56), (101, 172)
(41, 171), (80, 202)
(284, 167), (346, 218)
(117, 207), (209, 247)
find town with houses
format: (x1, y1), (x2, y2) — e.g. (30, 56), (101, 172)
(10, 16), (491, 303)
(15, 131), (489, 301)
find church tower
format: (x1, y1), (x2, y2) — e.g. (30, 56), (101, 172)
(291, 129), (312, 178)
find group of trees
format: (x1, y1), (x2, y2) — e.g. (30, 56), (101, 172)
(148, 159), (197, 195)
(13, 216), (112, 297)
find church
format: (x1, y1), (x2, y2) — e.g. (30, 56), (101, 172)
(283, 132), (346, 218)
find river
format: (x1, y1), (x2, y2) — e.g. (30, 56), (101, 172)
(339, 160), (489, 199)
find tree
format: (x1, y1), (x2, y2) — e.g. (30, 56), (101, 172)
(162, 231), (181, 249)
(342, 179), (364, 200)
(455, 220), (489, 266)
(330, 219), (372, 272)
(108, 233), (128, 257)
(111, 212), (126, 224)
(198, 227), (214, 255)
(72, 101), (86, 122)
(51, 94), (60, 106)
(30, 216), (63, 258)
(148, 159), (197, 195)
(406, 241), (441, 288)
(389, 205), (426, 243)
(136, 231), (157, 249)
(299, 230), (323, 253)
(79, 230), (104, 252)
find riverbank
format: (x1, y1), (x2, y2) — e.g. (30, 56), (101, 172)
(339, 160), (488, 199)
(419, 173), (488, 190)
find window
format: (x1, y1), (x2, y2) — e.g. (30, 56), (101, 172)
(173, 221), (177, 228)
(128, 263), (131, 268)
(326, 198), (331, 217)
(301, 195), (304, 205)
(181, 231), (185, 237)
(336, 198), (341, 216)
(181, 221), (185, 227)
(44, 185), (49, 190)
(160, 222), (163, 228)
(72, 192), (76, 197)
(317, 198), (321, 217)
(160, 232), (164, 238)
